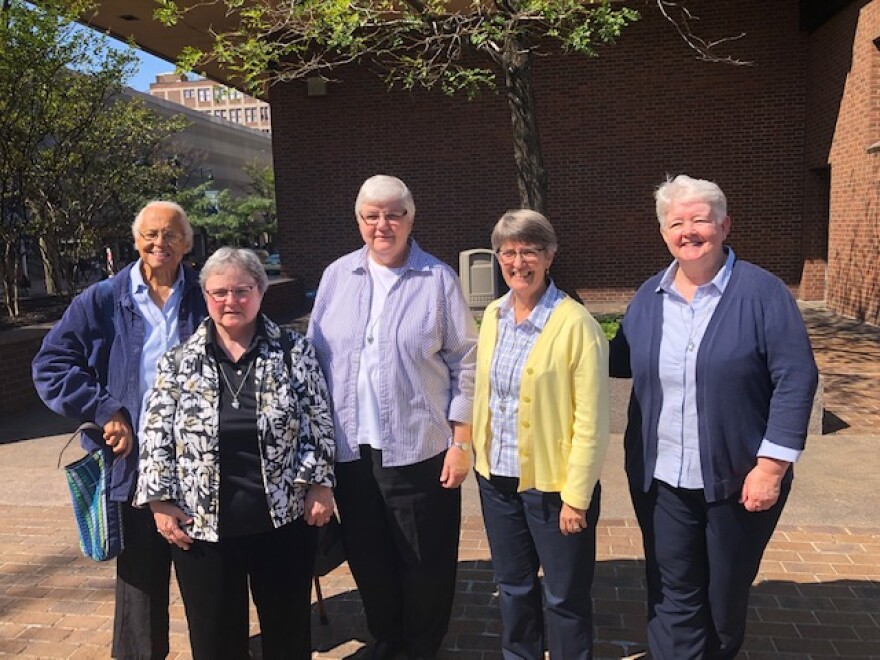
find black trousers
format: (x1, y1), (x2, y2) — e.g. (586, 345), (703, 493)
(631, 479), (789, 660)
(334, 447), (462, 658)
(113, 503), (172, 660)
(171, 520), (317, 660)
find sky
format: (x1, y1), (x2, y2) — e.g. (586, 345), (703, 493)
(128, 49), (178, 92)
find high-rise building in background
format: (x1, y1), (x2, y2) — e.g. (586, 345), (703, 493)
(148, 73), (271, 134)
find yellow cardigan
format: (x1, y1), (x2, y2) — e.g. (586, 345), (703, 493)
(473, 296), (610, 511)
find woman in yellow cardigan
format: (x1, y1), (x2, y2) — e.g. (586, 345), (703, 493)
(473, 209), (610, 659)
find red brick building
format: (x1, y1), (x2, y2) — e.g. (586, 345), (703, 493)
(261, 0), (877, 323)
(86, 0), (880, 322)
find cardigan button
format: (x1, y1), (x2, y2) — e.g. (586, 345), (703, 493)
(522, 421), (530, 429)
(522, 396), (531, 403)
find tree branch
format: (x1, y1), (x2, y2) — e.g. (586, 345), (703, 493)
(654, 0), (752, 66)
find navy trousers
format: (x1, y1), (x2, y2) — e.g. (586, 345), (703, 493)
(478, 474), (601, 660)
(334, 447), (461, 659)
(631, 479), (789, 660)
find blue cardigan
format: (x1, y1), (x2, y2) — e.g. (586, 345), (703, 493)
(609, 258), (818, 503)
(32, 262), (206, 501)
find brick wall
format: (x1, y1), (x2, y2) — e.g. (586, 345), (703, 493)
(0, 328), (50, 418)
(808, 0), (880, 324)
(270, 0), (812, 301)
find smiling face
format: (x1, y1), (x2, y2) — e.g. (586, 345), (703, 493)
(203, 266), (263, 337)
(357, 200), (413, 267)
(498, 241), (555, 306)
(134, 205), (191, 280)
(660, 198), (730, 268)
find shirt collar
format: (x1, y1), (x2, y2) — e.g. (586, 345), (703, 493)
(498, 280), (563, 331)
(130, 259), (185, 295)
(206, 316), (268, 363)
(353, 239), (429, 274)
(657, 247), (736, 296)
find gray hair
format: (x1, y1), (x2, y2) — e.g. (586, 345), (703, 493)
(655, 175), (727, 227)
(354, 175), (416, 221)
(199, 247), (269, 294)
(131, 200), (194, 247)
(491, 209), (558, 254)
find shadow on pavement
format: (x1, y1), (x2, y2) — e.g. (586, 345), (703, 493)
(0, 402), (76, 444)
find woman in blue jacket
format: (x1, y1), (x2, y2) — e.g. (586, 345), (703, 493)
(32, 201), (207, 660)
(610, 175), (818, 660)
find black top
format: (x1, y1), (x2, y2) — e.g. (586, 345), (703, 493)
(208, 319), (274, 538)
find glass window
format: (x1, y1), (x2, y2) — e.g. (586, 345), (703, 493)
(197, 88), (210, 102)
(183, 89), (194, 99)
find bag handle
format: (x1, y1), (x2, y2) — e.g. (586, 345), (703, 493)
(56, 422), (104, 469)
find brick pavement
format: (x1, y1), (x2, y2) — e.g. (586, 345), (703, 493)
(1, 303), (879, 659)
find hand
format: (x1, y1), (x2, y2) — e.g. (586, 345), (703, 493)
(103, 411), (133, 458)
(149, 501), (194, 550)
(440, 444), (471, 489)
(304, 484), (335, 527)
(740, 458), (789, 512)
(559, 503), (587, 536)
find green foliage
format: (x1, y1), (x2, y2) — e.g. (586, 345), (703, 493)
(172, 164), (277, 246)
(0, 0), (188, 309)
(154, 0), (639, 97)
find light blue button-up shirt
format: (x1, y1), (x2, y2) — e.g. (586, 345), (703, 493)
(488, 282), (564, 477)
(130, 261), (185, 419)
(308, 241), (477, 466)
(655, 248), (801, 489)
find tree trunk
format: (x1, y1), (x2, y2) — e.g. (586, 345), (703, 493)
(502, 36), (548, 214)
(39, 234), (62, 296)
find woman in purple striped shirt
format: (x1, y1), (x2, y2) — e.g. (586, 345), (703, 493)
(307, 175), (478, 660)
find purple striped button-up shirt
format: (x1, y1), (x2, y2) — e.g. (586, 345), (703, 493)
(307, 240), (478, 466)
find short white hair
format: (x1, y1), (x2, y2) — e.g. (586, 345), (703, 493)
(131, 200), (194, 246)
(655, 175), (727, 227)
(200, 247), (269, 294)
(354, 175), (415, 221)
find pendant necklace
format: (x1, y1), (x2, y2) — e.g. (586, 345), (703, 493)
(681, 304), (713, 352)
(218, 359), (255, 409)
(492, 323), (527, 413)
(365, 267), (395, 345)
(367, 312), (382, 344)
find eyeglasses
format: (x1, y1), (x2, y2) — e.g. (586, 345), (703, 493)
(205, 285), (256, 303)
(139, 229), (184, 244)
(496, 247), (546, 264)
(359, 210), (408, 226)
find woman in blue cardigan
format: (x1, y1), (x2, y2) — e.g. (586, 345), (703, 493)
(610, 175), (818, 660)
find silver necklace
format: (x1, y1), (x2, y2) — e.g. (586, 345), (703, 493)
(680, 304), (713, 352)
(366, 314), (382, 344)
(492, 323), (528, 413)
(218, 360), (255, 409)
(365, 266), (396, 345)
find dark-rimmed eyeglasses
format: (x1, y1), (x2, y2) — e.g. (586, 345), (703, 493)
(205, 285), (256, 303)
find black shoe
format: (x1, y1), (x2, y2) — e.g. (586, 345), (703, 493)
(368, 640), (404, 660)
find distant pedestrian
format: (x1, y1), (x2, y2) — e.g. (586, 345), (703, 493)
(33, 201), (207, 659)
(610, 175), (819, 659)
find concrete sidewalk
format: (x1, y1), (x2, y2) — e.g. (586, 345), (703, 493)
(1, 302), (879, 658)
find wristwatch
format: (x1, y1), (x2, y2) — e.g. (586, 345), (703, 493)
(452, 441), (471, 452)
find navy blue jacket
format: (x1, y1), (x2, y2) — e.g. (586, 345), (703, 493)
(32, 261), (206, 501)
(609, 258), (818, 503)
